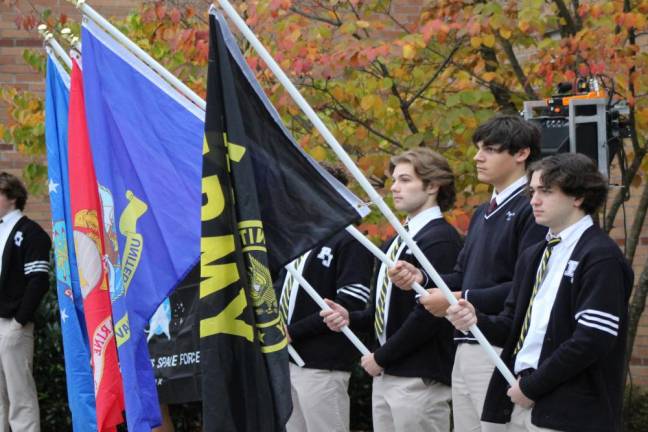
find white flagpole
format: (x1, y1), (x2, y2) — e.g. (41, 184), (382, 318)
(345, 226), (428, 297)
(38, 25), (72, 70)
(287, 345), (305, 367)
(285, 265), (370, 356)
(67, 0), (206, 112)
(215, 0), (515, 385)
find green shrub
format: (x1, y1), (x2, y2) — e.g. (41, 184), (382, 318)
(34, 275), (71, 429)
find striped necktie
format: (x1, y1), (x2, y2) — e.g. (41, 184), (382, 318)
(513, 236), (562, 355)
(280, 254), (306, 325)
(374, 229), (406, 337)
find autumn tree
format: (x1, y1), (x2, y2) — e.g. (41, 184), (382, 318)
(245, 0), (648, 386)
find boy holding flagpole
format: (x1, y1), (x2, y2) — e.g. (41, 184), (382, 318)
(279, 165), (374, 432)
(446, 153), (632, 432)
(322, 148), (461, 432)
(389, 115), (547, 431)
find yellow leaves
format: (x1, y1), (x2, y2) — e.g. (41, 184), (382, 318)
(499, 28), (512, 39)
(310, 145), (328, 161)
(470, 37), (482, 49)
(331, 86), (346, 102)
(636, 108), (648, 129)
(482, 72), (498, 82)
(360, 95), (382, 112)
(464, 116), (478, 129)
(356, 20), (370, 29)
(482, 34), (496, 48)
(518, 20), (530, 33)
(402, 44), (416, 60)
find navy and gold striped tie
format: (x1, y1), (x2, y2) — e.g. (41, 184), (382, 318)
(513, 236), (562, 355)
(280, 254), (306, 325)
(374, 235), (404, 337)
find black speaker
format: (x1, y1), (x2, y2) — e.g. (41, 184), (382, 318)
(530, 116), (570, 157)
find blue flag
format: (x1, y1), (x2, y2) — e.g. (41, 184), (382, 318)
(80, 19), (204, 431)
(44, 54), (98, 431)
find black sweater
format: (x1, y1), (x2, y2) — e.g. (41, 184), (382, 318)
(284, 230), (374, 371)
(425, 186), (546, 342)
(350, 218), (461, 384)
(478, 225), (632, 432)
(0, 216), (51, 324)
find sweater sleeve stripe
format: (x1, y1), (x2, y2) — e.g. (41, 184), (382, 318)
(577, 319), (618, 337)
(24, 260), (49, 269)
(25, 268), (50, 275)
(578, 314), (619, 330)
(575, 309), (619, 322)
(338, 285), (370, 302)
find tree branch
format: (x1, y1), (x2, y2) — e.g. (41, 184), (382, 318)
(479, 45), (517, 112)
(289, 6), (341, 27)
(625, 181), (648, 264)
(496, 33), (538, 99)
(405, 43), (461, 108)
(552, 0), (580, 35)
(303, 82), (403, 149)
(374, 60), (419, 133)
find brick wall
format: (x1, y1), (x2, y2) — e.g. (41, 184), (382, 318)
(2, 0), (648, 384)
(1, 0), (142, 230)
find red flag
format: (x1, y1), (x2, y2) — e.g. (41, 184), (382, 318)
(68, 59), (125, 431)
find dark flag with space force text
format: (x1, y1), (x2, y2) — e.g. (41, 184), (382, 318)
(199, 8), (368, 432)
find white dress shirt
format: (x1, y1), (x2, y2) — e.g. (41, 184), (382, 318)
(376, 206), (443, 345)
(514, 215), (593, 373)
(0, 209), (23, 275)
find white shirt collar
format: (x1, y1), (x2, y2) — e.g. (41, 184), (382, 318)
(547, 214), (593, 247)
(491, 176), (527, 206)
(405, 206), (443, 237)
(0, 209), (22, 226)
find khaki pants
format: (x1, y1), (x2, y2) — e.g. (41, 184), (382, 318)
(452, 343), (505, 432)
(0, 318), (39, 432)
(372, 374), (451, 432)
(286, 363), (351, 432)
(506, 405), (559, 432)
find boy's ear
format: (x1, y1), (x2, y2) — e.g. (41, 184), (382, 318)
(514, 147), (531, 164)
(426, 182), (439, 196)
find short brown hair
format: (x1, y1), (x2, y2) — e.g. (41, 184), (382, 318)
(389, 148), (456, 211)
(527, 153), (607, 215)
(0, 172), (27, 211)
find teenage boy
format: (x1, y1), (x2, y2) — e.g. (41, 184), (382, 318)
(0, 172), (51, 432)
(446, 153), (632, 432)
(389, 115), (547, 431)
(322, 148), (462, 432)
(280, 166), (374, 432)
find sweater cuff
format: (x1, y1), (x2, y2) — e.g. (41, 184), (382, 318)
(519, 373), (542, 401)
(373, 345), (390, 368)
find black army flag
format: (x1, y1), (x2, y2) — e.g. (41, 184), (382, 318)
(199, 8), (368, 432)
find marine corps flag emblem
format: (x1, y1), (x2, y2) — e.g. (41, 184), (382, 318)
(200, 8), (368, 432)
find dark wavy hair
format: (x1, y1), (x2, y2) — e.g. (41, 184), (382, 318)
(527, 153), (608, 215)
(472, 115), (541, 167)
(0, 172), (28, 211)
(389, 148), (456, 211)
